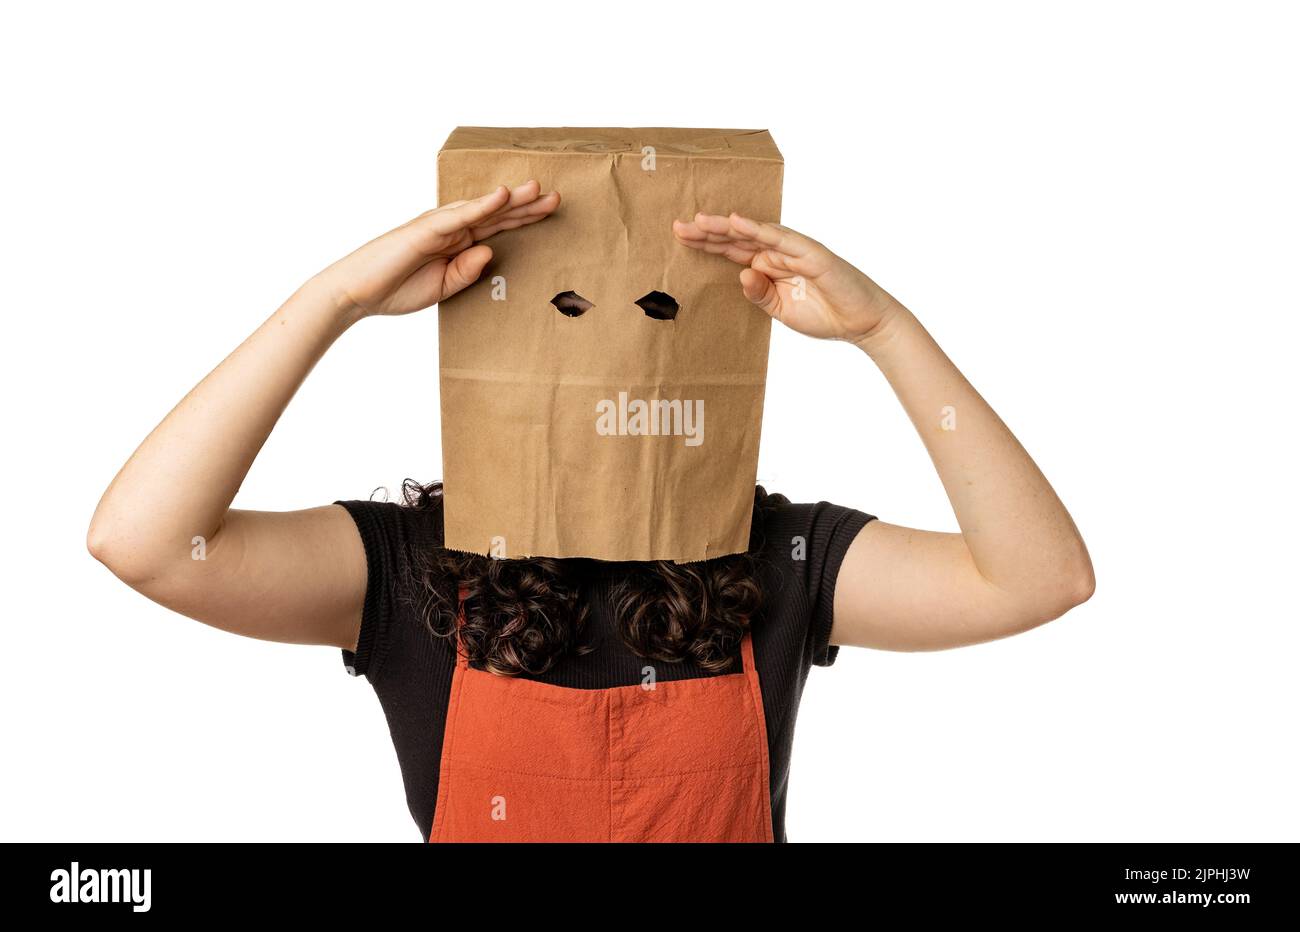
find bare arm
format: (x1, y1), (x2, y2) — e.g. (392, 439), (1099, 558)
(835, 307), (1094, 649)
(88, 182), (560, 650)
(674, 212), (1094, 651)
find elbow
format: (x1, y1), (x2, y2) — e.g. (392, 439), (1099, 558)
(87, 516), (133, 580)
(86, 516), (115, 567)
(1048, 569), (1095, 622)
(992, 548), (1094, 636)
(87, 516), (159, 588)
(1061, 539), (1097, 611)
(1069, 560), (1097, 608)
(1024, 553), (1096, 628)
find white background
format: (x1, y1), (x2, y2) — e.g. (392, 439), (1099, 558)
(2, 1), (1296, 842)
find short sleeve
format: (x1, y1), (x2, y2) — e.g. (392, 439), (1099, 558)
(757, 493), (875, 668)
(334, 497), (443, 681)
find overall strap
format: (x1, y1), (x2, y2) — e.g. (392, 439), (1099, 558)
(738, 624), (773, 842)
(453, 583), (470, 670)
(740, 629), (757, 677)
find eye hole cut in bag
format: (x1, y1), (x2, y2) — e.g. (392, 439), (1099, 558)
(551, 291), (594, 317)
(635, 291), (679, 321)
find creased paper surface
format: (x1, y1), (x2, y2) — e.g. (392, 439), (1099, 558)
(438, 127), (783, 562)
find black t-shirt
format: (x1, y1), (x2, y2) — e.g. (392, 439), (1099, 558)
(337, 489), (874, 842)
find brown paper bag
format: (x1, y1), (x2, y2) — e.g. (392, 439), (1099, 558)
(437, 127), (783, 562)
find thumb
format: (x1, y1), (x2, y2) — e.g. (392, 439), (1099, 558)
(739, 268), (781, 318)
(441, 244), (493, 298)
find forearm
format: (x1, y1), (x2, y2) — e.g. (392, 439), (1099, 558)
(856, 305), (1094, 608)
(88, 278), (356, 582)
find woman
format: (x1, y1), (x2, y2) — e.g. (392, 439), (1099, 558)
(88, 181), (1094, 842)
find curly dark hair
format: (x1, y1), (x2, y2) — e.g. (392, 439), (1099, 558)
(398, 481), (768, 677)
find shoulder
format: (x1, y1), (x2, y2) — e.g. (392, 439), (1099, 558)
(333, 482), (445, 680)
(336, 482), (445, 559)
(751, 486), (875, 565)
(750, 486), (876, 667)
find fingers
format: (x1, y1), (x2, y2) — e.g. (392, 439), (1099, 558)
(674, 212), (815, 260)
(728, 214), (815, 257)
(470, 190), (560, 240)
(674, 212), (749, 247)
(675, 214), (787, 317)
(403, 181), (557, 255)
(672, 218), (759, 265)
(426, 184), (514, 237)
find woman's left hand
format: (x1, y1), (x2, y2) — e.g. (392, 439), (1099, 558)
(673, 213), (901, 345)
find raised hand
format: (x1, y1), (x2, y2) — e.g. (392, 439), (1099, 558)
(320, 180), (560, 319)
(673, 212), (901, 345)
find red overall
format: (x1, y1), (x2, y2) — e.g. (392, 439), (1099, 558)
(429, 593), (775, 842)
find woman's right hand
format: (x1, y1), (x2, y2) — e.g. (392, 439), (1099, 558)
(316, 180), (560, 320)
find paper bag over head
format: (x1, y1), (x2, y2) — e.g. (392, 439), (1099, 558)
(437, 126), (784, 562)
